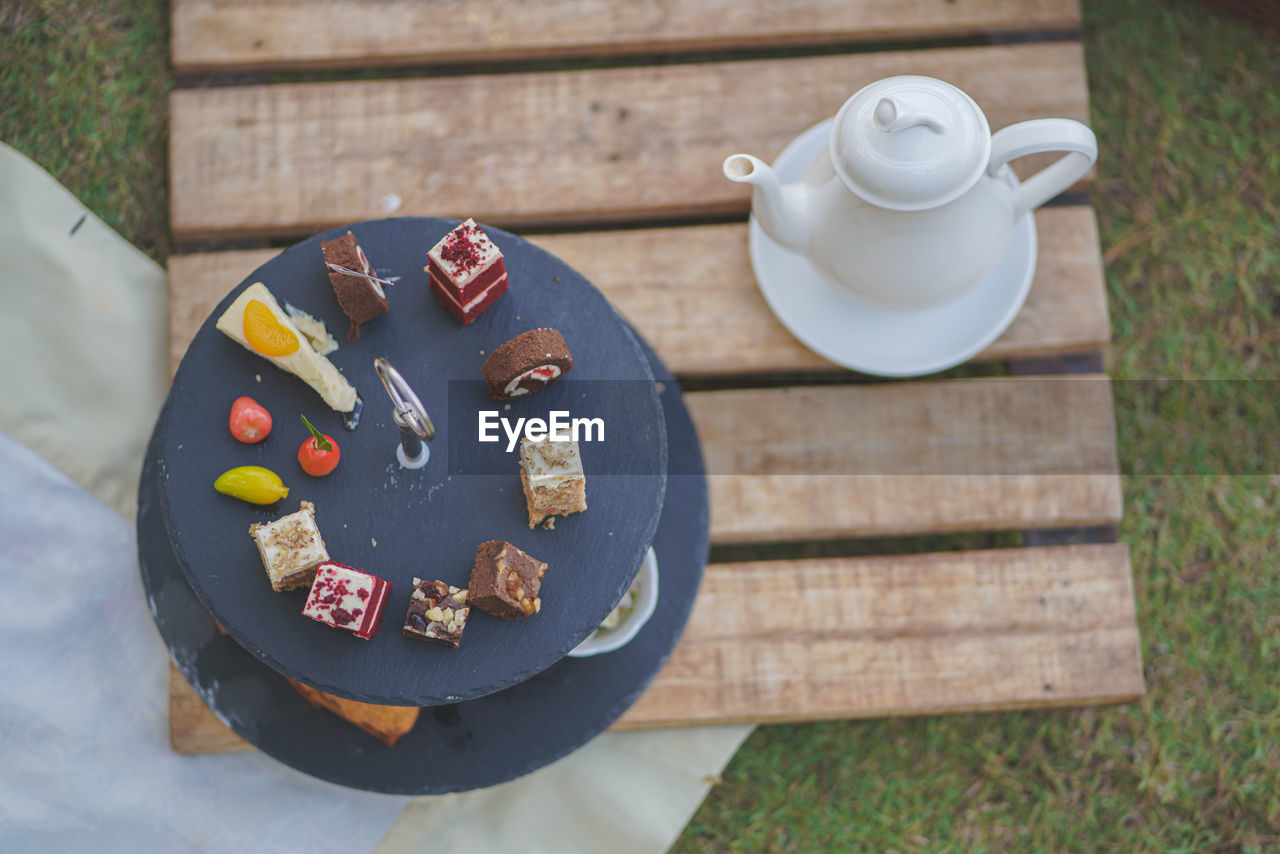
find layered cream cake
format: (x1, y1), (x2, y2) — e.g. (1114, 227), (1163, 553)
(215, 281), (358, 413)
(519, 435), (588, 528)
(425, 218), (508, 325)
(248, 501), (330, 591)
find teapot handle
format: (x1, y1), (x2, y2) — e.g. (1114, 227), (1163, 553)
(987, 119), (1097, 217)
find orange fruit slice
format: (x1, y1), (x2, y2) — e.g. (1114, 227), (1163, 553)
(243, 299), (300, 357)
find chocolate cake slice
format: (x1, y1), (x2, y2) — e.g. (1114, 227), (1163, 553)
(482, 328), (574, 400)
(321, 231), (389, 340)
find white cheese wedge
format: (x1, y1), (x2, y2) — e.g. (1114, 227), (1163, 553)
(215, 282), (358, 413)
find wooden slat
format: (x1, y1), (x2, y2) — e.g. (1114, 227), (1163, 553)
(166, 207), (1108, 377)
(169, 660), (252, 754)
(695, 377), (1121, 544)
(167, 247), (1120, 544)
(172, 0), (1080, 73)
(171, 543), (1142, 750)
(693, 383), (1118, 479)
(164, 245), (1123, 539)
(616, 543), (1143, 727)
(538, 207), (1109, 374)
(709, 472), (1120, 543)
(169, 42), (1091, 240)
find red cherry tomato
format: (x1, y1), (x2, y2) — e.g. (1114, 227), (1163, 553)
(298, 414), (340, 476)
(229, 396), (272, 443)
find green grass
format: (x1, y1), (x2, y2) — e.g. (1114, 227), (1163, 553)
(0, 0), (170, 259)
(3, 0), (1278, 850)
(677, 3), (1280, 851)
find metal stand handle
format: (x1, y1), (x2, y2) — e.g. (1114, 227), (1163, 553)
(374, 357), (434, 469)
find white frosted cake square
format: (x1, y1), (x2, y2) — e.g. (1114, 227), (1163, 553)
(519, 436), (587, 529)
(248, 501), (329, 591)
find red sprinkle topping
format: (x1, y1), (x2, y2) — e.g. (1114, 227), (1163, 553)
(439, 223), (485, 273)
(310, 571), (372, 627)
(304, 563), (390, 639)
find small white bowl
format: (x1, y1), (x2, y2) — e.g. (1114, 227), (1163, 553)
(567, 546), (659, 657)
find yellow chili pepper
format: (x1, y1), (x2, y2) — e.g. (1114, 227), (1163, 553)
(213, 465), (290, 505)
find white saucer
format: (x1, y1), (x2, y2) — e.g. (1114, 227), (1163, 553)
(748, 119), (1038, 377)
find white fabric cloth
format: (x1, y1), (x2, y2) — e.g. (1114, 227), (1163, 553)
(0, 143), (168, 519)
(0, 140), (753, 853)
(378, 726), (751, 854)
(0, 431), (411, 851)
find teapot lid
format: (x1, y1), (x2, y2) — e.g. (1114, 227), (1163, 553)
(829, 75), (991, 211)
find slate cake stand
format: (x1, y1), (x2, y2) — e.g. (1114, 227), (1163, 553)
(138, 219), (708, 794)
(157, 217), (668, 706)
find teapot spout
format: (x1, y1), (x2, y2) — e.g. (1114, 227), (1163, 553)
(723, 154), (811, 252)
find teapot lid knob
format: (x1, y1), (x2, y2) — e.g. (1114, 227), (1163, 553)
(830, 76), (991, 211)
(872, 97), (947, 134)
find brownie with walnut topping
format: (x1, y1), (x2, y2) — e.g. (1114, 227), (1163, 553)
(467, 540), (547, 620)
(402, 579), (470, 648)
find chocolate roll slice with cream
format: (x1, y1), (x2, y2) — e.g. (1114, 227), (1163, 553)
(481, 328), (574, 401)
(321, 231), (390, 340)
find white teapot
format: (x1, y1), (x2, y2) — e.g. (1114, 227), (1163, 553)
(724, 76), (1097, 308)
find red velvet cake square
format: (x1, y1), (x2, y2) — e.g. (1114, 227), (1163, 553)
(425, 218), (508, 325)
(301, 560), (392, 640)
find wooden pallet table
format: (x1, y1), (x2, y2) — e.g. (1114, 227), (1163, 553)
(164, 0), (1142, 753)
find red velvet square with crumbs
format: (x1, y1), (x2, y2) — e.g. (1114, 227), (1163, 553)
(301, 561), (391, 640)
(425, 218), (508, 325)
